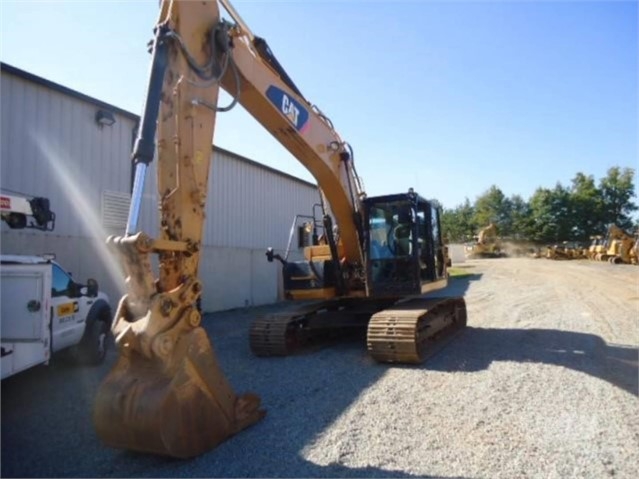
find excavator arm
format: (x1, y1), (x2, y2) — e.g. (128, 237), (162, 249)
(94, 0), (366, 459)
(216, 1), (366, 266)
(477, 223), (497, 244)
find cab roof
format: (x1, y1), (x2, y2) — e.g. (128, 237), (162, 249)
(0, 254), (55, 265)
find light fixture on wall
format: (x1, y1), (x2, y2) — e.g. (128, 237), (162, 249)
(95, 109), (116, 128)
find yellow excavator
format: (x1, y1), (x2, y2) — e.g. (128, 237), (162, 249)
(93, 0), (467, 459)
(464, 223), (503, 258)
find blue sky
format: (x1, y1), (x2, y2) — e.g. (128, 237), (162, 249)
(1, 0), (637, 210)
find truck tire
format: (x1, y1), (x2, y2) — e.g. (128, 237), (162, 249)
(77, 301), (111, 365)
(78, 319), (108, 365)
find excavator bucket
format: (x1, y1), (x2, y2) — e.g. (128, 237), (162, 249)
(94, 236), (265, 459)
(94, 310), (265, 458)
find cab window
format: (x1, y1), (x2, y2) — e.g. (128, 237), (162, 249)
(52, 264), (71, 296)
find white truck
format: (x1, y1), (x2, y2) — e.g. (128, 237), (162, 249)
(1, 255), (113, 380)
(1, 190), (55, 231)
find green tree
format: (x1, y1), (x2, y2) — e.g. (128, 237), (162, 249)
(508, 194), (532, 239)
(441, 165), (637, 245)
(549, 182), (572, 241)
(473, 185), (510, 234)
(528, 187), (557, 243)
(598, 167), (637, 230)
(441, 198), (476, 242)
(569, 172), (602, 241)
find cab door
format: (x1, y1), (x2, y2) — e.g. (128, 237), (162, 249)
(416, 202), (446, 282)
(49, 264), (85, 352)
(430, 204), (446, 279)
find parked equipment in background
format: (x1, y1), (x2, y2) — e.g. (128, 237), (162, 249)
(464, 223), (504, 258)
(545, 241), (586, 260)
(587, 235), (605, 260)
(594, 224), (636, 264)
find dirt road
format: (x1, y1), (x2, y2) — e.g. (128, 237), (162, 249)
(2, 258), (638, 478)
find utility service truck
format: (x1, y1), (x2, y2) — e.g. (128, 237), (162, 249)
(1, 255), (113, 380)
(1, 192), (112, 379)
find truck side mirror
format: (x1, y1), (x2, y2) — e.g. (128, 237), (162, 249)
(265, 247), (286, 266)
(87, 278), (99, 297)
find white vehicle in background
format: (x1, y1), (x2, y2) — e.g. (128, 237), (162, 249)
(1, 190), (55, 231)
(0, 254), (113, 380)
(1, 190), (112, 379)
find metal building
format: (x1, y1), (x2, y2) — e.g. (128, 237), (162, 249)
(0, 63), (320, 312)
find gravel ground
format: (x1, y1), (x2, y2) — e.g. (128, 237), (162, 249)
(2, 258), (638, 478)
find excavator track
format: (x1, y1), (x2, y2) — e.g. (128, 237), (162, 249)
(249, 301), (334, 356)
(367, 297), (467, 364)
(249, 313), (307, 356)
(249, 299), (394, 356)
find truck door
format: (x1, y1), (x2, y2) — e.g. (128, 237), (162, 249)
(1, 263), (52, 379)
(50, 264), (85, 352)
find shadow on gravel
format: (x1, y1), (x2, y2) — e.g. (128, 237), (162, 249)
(424, 326), (639, 397)
(1, 276), (480, 479)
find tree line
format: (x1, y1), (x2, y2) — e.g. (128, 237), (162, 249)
(441, 166), (638, 244)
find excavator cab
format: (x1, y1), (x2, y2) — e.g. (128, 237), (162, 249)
(364, 191), (447, 297)
(268, 190), (448, 301)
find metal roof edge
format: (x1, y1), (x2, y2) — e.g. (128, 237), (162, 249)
(0, 62), (140, 122)
(1, 62), (318, 191)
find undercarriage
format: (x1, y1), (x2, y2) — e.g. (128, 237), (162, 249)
(250, 296), (467, 364)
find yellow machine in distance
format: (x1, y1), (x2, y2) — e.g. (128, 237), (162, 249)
(587, 235), (605, 260)
(594, 224), (637, 264)
(464, 223), (504, 258)
(545, 241), (587, 260)
(93, 0), (467, 459)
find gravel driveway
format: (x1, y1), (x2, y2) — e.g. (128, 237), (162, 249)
(2, 258), (638, 478)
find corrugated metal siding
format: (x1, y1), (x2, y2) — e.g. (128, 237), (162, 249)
(1, 65), (320, 311)
(206, 149), (319, 250)
(137, 148), (320, 251)
(0, 71), (136, 238)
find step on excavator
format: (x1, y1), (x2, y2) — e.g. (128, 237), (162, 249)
(93, 0), (467, 459)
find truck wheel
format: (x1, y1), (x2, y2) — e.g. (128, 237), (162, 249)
(79, 319), (108, 365)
